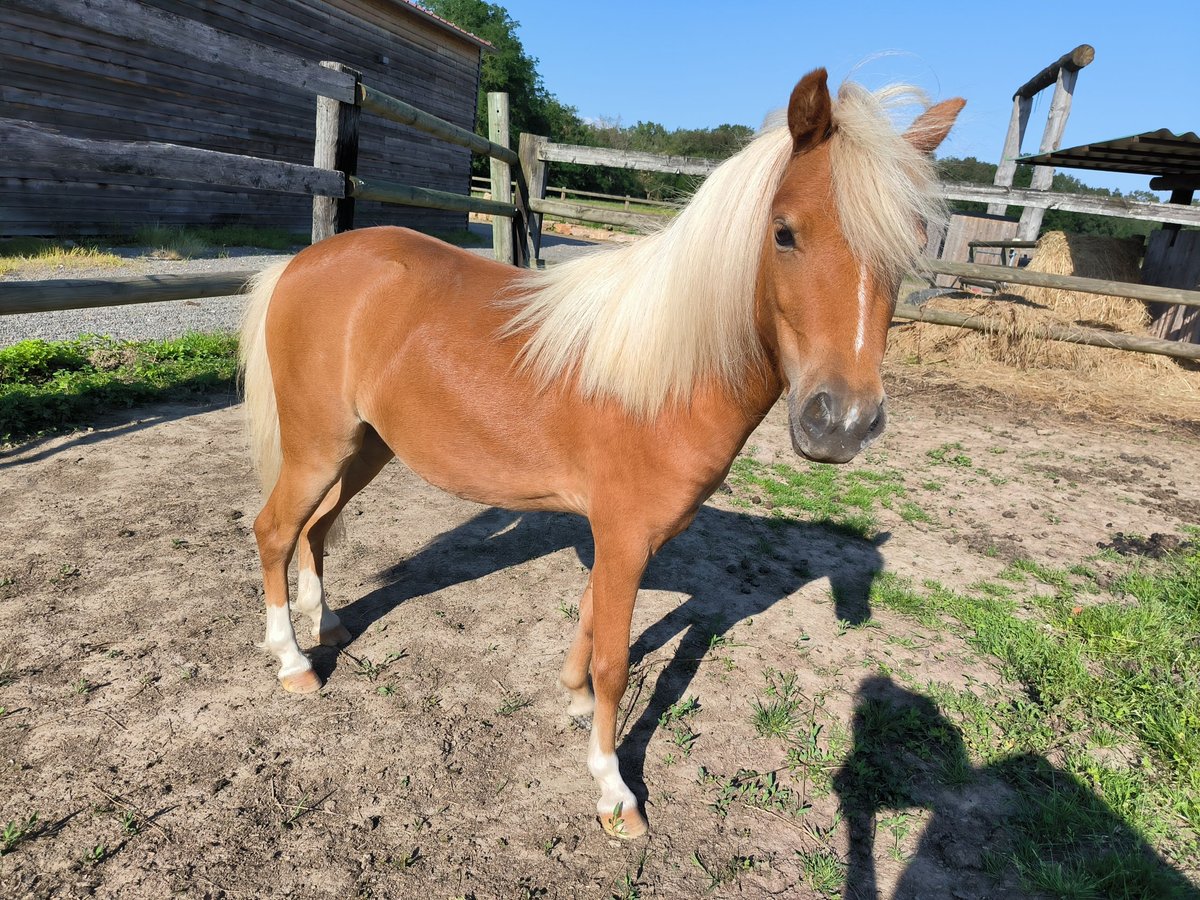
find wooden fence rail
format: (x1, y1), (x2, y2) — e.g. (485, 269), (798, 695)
(1, 118), (345, 198)
(922, 259), (1200, 310)
(0, 272), (259, 316)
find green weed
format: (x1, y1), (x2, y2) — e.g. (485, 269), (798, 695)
(0, 333), (239, 444)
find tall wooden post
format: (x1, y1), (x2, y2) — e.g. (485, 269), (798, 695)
(487, 92), (514, 265)
(519, 132), (549, 266)
(312, 61), (362, 243)
(1016, 66), (1078, 241)
(987, 95), (1031, 216)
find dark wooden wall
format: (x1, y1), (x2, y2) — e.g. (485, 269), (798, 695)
(0, 0), (484, 236)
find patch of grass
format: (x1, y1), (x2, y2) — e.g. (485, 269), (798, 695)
(496, 692), (533, 716)
(868, 546), (1200, 887)
(0, 239), (123, 275)
(689, 849), (758, 892)
(0, 332), (238, 444)
(796, 847), (846, 897)
(729, 456), (913, 538)
(751, 669), (804, 740)
(1, 813), (39, 855)
(926, 441), (973, 468)
(698, 766), (809, 819)
(659, 695), (700, 756)
(132, 224), (304, 257)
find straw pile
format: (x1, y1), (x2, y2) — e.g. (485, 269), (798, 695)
(888, 231), (1200, 424)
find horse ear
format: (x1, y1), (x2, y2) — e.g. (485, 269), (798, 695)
(904, 98), (966, 154)
(788, 68), (833, 154)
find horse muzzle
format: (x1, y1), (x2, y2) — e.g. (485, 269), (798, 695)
(787, 387), (887, 464)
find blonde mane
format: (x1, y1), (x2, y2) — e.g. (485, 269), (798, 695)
(504, 80), (945, 416)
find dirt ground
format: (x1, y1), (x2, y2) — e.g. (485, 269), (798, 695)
(1, 373), (1198, 899)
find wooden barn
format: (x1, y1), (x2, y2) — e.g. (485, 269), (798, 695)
(0, 0), (489, 236)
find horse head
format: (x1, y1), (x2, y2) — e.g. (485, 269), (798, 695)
(760, 69), (963, 463)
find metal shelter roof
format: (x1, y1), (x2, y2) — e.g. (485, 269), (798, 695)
(1019, 130), (1200, 182)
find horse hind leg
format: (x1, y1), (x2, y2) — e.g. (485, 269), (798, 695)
(294, 430), (394, 647)
(561, 574), (596, 719)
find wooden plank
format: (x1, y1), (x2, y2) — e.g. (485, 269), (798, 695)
(1143, 230), (1200, 342)
(933, 214), (1018, 286)
(1017, 66), (1078, 240)
(893, 300), (1200, 362)
(359, 83), (519, 165)
(312, 62), (362, 242)
(539, 143), (719, 176)
(0, 271), (259, 316)
(529, 198), (661, 231)
(941, 182), (1200, 228)
(0, 117), (345, 197)
(921, 258), (1200, 309)
(350, 176), (515, 217)
(10, 0), (357, 102)
(1014, 45), (1095, 99)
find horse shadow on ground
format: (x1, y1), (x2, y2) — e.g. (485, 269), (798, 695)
(834, 676), (1199, 899)
(319, 503), (885, 807)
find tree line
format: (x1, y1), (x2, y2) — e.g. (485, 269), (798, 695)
(426, 0), (1162, 233)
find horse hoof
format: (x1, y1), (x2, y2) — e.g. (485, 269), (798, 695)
(280, 669), (322, 694)
(599, 805), (647, 840)
(318, 623), (352, 646)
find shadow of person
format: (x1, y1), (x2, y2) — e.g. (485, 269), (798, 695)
(833, 676), (1199, 899)
(316, 499), (888, 827)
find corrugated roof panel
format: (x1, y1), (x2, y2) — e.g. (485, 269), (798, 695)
(1019, 130), (1200, 179)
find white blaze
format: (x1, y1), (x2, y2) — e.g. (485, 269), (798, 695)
(262, 604), (310, 679)
(854, 264), (869, 356)
(588, 730), (637, 816)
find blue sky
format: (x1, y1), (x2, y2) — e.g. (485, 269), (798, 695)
(492, 0), (1198, 197)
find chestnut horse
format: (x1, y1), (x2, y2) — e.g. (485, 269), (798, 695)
(240, 69), (963, 838)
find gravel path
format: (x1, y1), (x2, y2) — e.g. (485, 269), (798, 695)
(0, 224), (605, 346)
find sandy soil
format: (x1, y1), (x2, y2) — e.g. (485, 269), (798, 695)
(0, 376), (1197, 899)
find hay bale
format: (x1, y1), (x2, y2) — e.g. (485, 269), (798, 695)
(891, 231), (1153, 373)
(887, 231), (1200, 425)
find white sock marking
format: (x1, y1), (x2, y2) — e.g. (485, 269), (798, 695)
(295, 567), (342, 638)
(263, 603), (310, 679)
(854, 264), (868, 356)
(588, 730), (637, 816)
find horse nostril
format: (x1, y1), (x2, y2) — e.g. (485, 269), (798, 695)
(801, 391), (834, 436)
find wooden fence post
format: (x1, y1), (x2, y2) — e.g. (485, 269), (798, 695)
(487, 92), (514, 265)
(312, 61), (362, 243)
(1016, 66), (1078, 241)
(519, 133), (549, 265)
(987, 95), (1031, 216)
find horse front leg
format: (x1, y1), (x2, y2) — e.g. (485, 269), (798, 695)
(587, 526), (650, 838)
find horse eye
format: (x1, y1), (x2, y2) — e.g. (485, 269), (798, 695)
(774, 224), (795, 250)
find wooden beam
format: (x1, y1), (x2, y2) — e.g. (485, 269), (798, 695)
(529, 198), (661, 231)
(358, 83), (519, 166)
(0, 271), (258, 316)
(312, 62), (362, 243)
(1149, 175), (1200, 193)
(1017, 66), (1079, 240)
(941, 182), (1200, 228)
(0, 117), (345, 197)
(988, 95), (1032, 214)
(539, 142), (719, 176)
(1014, 45), (1095, 99)
(13, 0), (357, 103)
(921, 258), (1200, 309)
(350, 176), (515, 217)
(894, 301), (1200, 362)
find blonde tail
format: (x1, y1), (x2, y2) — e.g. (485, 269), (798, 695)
(238, 260), (292, 497)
